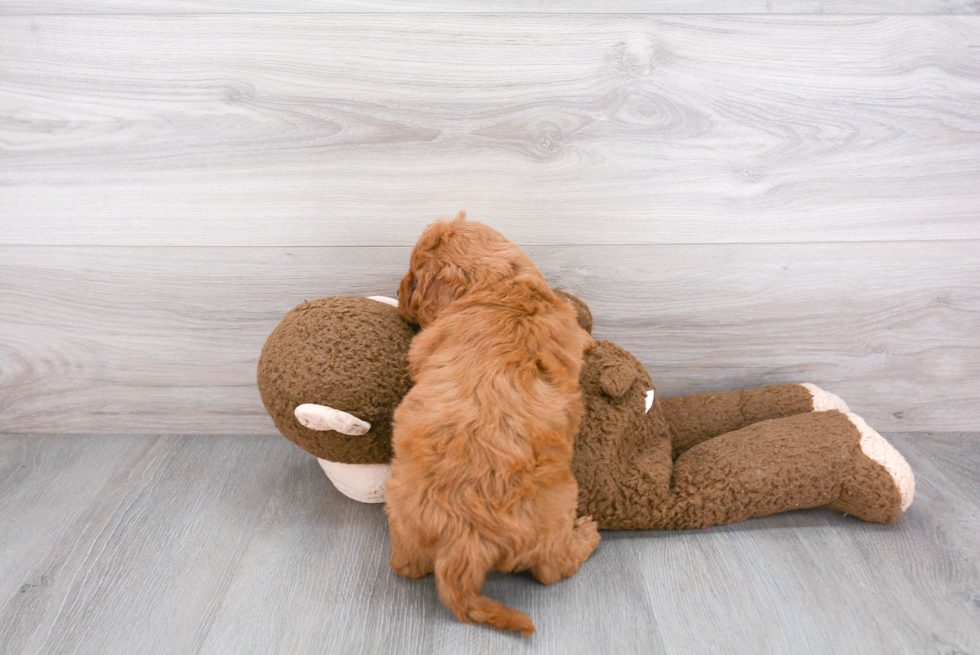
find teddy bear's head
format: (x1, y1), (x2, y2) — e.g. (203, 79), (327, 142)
(578, 340), (656, 430)
(257, 290), (594, 465)
(572, 340), (673, 528)
(257, 296), (415, 463)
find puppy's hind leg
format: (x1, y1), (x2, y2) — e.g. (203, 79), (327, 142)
(389, 518), (433, 579)
(530, 515), (600, 586)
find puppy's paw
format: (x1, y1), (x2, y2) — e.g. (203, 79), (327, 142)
(391, 555), (432, 579)
(573, 515), (601, 550)
(530, 563), (562, 586)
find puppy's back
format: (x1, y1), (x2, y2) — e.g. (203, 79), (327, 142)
(398, 278), (588, 484)
(388, 219), (596, 634)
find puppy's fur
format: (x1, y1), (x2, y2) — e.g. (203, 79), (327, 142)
(386, 213), (599, 636)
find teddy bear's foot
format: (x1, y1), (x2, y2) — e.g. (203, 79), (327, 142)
(796, 387), (914, 517)
(801, 383), (850, 413)
(828, 411), (915, 521)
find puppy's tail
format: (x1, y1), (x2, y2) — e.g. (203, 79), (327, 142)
(434, 537), (535, 636)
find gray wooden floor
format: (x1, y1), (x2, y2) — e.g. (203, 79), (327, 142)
(1, 433), (977, 655)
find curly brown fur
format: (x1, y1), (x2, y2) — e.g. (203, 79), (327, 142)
(386, 213), (599, 636)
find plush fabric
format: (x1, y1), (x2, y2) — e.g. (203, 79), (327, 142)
(660, 384), (816, 458)
(571, 341), (902, 528)
(257, 293), (914, 528)
(554, 289), (593, 335)
(257, 296), (415, 463)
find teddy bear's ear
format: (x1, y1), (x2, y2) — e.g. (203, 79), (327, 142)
(553, 290), (593, 334)
(592, 340), (647, 398)
(600, 362), (636, 398)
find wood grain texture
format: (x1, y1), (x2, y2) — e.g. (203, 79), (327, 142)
(1, 242), (977, 434)
(2, 15), (979, 246)
(0, 432), (976, 654)
(1, 1), (977, 14)
(0, 435), (144, 606)
(197, 436), (666, 655)
(631, 436), (980, 653)
(0, 434), (289, 655)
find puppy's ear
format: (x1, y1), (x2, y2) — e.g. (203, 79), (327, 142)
(536, 350), (569, 386)
(402, 263), (465, 327)
(415, 218), (452, 255)
(440, 263), (469, 286)
(417, 269), (466, 325)
(417, 212), (465, 253)
(397, 270), (418, 321)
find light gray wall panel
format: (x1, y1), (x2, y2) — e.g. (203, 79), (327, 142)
(2, 16), (978, 246)
(2, 242), (976, 434)
(1, 11), (977, 434)
(1, 1), (977, 14)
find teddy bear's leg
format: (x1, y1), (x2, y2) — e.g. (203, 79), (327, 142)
(660, 383), (848, 457)
(657, 410), (913, 529)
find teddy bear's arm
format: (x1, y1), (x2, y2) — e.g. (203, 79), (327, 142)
(660, 383), (848, 457)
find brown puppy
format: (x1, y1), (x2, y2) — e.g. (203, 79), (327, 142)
(386, 213), (599, 636)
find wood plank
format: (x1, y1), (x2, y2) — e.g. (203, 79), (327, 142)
(0, 433), (975, 653)
(1, 241), (977, 434)
(630, 435), (980, 654)
(0, 1), (976, 15)
(197, 435), (665, 654)
(545, 242), (980, 432)
(0, 434), (289, 654)
(0, 434), (144, 607)
(2, 15), (978, 246)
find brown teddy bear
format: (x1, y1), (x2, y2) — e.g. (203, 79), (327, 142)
(258, 294), (914, 528)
